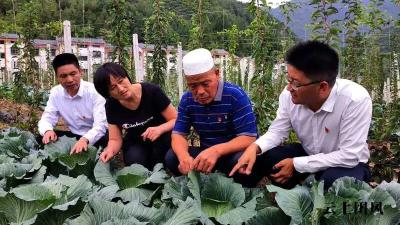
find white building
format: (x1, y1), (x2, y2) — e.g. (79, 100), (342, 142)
(1, 34), (109, 84)
(0, 33), (19, 83)
(33, 39), (58, 71)
(1, 33), (232, 87)
(57, 37), (107, 82)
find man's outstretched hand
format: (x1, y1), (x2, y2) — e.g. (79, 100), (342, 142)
(42, 130), (57, 144)
(178, 154), (195, 175)
(70, 137), (89, 154)
(229, 143), (259, 177)
(192, 146), (221, 174)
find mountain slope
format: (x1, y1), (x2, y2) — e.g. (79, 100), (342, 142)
(270, 0), (400, 39)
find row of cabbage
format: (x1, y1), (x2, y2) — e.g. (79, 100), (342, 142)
(0, 127), (400, 225)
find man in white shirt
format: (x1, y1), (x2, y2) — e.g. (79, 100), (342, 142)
(230, 41), (372, 189)
(38, 53), (108, 154)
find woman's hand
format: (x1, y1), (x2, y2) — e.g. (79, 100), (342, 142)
(100, 147), (119, 163)
(141, 126), (163, 142)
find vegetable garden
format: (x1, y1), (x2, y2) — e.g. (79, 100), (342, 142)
(1, 0), (400, 224)
(1, 128), (400, 225)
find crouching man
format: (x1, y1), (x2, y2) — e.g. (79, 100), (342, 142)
(165, 48), (262, 187)
(38, 53), (108, 153)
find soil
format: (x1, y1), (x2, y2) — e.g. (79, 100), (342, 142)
(0, 99), (68, 132)
(0, 99), (42, 125)
(0, 121), (8, 130)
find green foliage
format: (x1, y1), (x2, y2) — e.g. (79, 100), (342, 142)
(102, 0), (133, 79)
(1, 128), (400, 224)
(273, 1), (298, 102)
(340, 0), (363, 81)
(187, 0), (211, 49)
(9, 0), (61, 108)
(0, 175), (91, 225)
(267, 185), (313, 225)
(0, 18), (13, 34)
(361, 0), (390, 32)
(245, 0), (284, 133)
(338, 0), (394, 104)
(0, 0), (254, 55)
(162, 171), (263, 225)
(11, 72), (29, 104)
(220, 25), (242, 85)
(41, 48), (57, 90)
(347, 1), (391, 103)
(40, 136), (99, 179)
(268, 177), (400, 225)
(94, 161), (168, 203)
(144, 0), (178, 90)
(0, 85), (12, 100)
(369, 101), (400, 143)
(368, 141), (400, 183)
(42, 136), (97, 170)
(279, 1), (299, 30)
(164, 72), (180, 107)
(0, 128), (37, 158)
(341, 33), (365, 81)
(309, 0), (341, 46)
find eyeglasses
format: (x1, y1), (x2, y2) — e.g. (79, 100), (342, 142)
(286, 77), (322, 91)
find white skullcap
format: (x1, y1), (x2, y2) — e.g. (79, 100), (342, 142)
(182, 48), (214, 76)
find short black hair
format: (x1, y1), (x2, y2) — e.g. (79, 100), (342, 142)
(93, 62), (132, 99)
(52, 53), (80, 74)
(285, 40), (339, 87)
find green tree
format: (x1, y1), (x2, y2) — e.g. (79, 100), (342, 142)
(359, 0), (389, 102)
(220, 24), (242, 86)
(246, 0), (282, 133)
(59, 0), (107, 38)
(341, 0), (364, 81)
(15, 0), (60, 106)
(102, 0), (133, 78)
(1, 0), (258, 56)
(144, 0), (178, 90)
(0, 18), (14, 34)
(309, 0), (341, 46)
(187, 0), (211, 49)
(275, 1), (298, 94)
(380, 0), (400, 141)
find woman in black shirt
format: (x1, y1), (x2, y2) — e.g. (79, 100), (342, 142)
(94, 63), (177, 169)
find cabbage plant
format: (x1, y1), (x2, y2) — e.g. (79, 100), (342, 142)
(1, 128), (400, 225)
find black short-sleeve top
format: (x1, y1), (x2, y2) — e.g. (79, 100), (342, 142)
(105, 82), (171, 141)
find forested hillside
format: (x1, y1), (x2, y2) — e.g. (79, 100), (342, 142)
(0, 0), (288, 56)
(270, 0), (400, 39)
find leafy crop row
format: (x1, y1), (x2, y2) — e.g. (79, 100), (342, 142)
(1, 128), (400, 225)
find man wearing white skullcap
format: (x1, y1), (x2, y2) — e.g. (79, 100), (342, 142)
(165, 48), (262, 187)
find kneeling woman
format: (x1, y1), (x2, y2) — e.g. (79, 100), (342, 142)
(94, 63), (177, 169)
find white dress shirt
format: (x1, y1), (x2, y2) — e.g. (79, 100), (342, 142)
(255, 79), (372, 173)
(38, 80), (107, 144)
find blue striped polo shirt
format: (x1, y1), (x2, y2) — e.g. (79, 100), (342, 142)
(173, 81), (257, 148)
